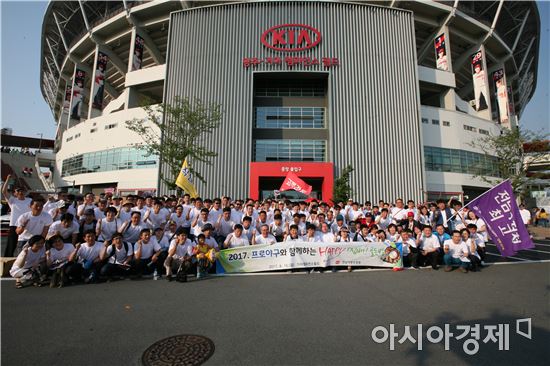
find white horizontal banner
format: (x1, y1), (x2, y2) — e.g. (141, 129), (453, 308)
(216, 241), (403, 273)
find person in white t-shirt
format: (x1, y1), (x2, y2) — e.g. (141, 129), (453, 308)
(416, 225), (440, 270)
(269, 214), (285, 242)
(169, 205), (187, 230)
(77, 193), (96, 219)
(2, 176), (32, 257)
(119, 211), (144, 245)
(144, 200), (170, 229)
(96, 207), (121, 242)
(67, 230), (104, 283)
(285, 224), (303, 242)
(399, 229), (418, 268)
(375, 209), (392, 230)
(15, 197), (53, 256)
(461, 228), (482, 272)
(519, 204), (531, 226)
(391, 199), (407, 224)
(443, 230), (470, 273)
(319, 222), (335, 242)
(47, 213), (79, 245)
(9, 235), (46, 288)
(99, 232), (133, 281)
(223, 224), (250, 248)
(466, 223), (486, 265)
(165, 228), (195, 282)
(133, 228), (162, 277)
(45, 235), (75, 288)
(253, 224), (277, 245)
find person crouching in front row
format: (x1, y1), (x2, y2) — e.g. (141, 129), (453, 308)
(46, 235), (75, 288)
(132, 229), (162, 278)
(10, 235), (47, 288)
(193, 234), (215, 279)
(443, 230), (470, 273)
(164, 228), (195, 282)
(67, 230), (103, 283)
(99, 232), (133, 281)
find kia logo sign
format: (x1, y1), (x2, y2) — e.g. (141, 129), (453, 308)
(261, 24), (321, 52)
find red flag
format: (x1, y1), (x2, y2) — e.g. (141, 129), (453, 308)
(279, 172), (312, 195)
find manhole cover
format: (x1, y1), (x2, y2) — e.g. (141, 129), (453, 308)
(141, 334), (215, 366)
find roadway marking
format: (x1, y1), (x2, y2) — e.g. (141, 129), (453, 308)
(486, 243), (550, 255)
(485, 252), (528, 261)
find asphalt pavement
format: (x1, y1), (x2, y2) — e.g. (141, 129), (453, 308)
(2, 261), (549, 366)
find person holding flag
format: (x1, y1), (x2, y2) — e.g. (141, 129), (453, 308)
(175, 158), (198, 198)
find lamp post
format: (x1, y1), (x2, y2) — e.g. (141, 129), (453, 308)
(37, 133), (43, 153)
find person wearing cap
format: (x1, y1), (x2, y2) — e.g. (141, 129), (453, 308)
(110, 195), (122, 212)
(48, 199), (69, 222)
(43, 194), (58, 214)
(2, 174), (32, 256)
(252, 224), (277, 245)
(331, 214), (347, 235)
(403, 211), (421, 233)
(118, 199), (134, 222)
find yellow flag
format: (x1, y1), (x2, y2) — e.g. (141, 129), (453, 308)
(175, 159), (198, 198)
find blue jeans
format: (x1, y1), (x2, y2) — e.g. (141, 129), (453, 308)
(443, 254), (468, 268)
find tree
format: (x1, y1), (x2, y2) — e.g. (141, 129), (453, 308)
(125, 96), (222, 191)
(333, 165), (354, 203)
(469, 127), (548, 198)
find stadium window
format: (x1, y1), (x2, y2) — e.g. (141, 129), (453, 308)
(463, 125), (477, 132)
(442, 121), (450, 126)
(432, 119), (440, 125)
(66, 136), (73, 142)
(90, 128), (97, 133)
(421, 118), (429, 124)
(479, 129), (489, 135)
(105, 123), (118, 130)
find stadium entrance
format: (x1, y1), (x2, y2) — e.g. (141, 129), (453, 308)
(249, 162), (333, 201)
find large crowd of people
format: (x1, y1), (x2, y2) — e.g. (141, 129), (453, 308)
(2, 173), (534, 289)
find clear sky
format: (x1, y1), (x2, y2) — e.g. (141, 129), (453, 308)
(1, 0), (548, 140)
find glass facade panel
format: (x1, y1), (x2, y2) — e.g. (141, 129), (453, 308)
(254, 140), (326, 162)
(423, 146), (500, 177)
(61, 148), (158, 177)
(255, 107), (325, 129)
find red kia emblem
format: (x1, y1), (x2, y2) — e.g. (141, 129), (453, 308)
(261, 24), (322, 52)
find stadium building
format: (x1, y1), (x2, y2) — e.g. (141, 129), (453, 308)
(40, 1), (540, 202)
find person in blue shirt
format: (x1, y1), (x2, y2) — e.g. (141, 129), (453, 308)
(433, 224), (451, 264)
